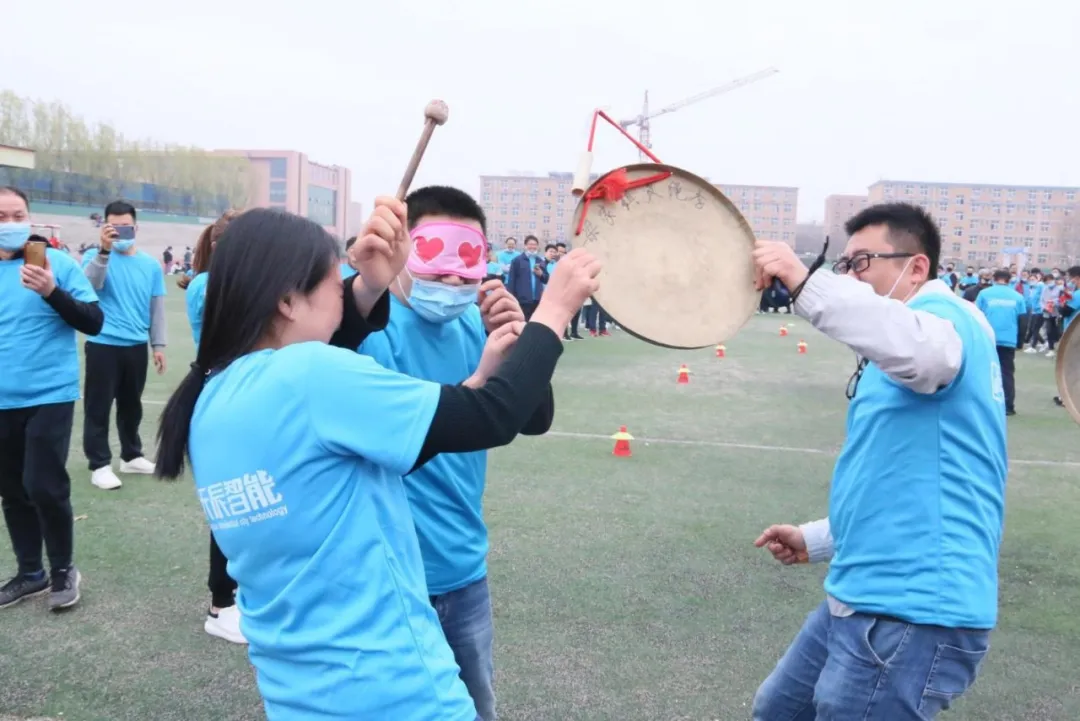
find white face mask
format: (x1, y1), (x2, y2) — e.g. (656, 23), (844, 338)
(884, 257), (916, 302)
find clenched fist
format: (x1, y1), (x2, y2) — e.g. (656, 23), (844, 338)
(351, 197), (411, 294)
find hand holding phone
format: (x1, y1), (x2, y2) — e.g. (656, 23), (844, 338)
(20, 247), (56, 298)
(23, 240), (47, 268)
(113, 225), (136, 241)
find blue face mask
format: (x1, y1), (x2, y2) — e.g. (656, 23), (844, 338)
(111, 239), (135, 252)
(408, 277), (477, 323)
(0, 222), (31, 252)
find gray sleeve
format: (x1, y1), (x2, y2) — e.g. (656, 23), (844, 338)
(85, 253), (109, 290)
(799, 518), (834, 564)
(150, 295), (167, 348)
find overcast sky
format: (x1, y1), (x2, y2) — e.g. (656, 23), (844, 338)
(4, 0), (1078, 222)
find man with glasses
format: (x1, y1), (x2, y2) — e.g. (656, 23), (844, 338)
(749, 202), (1007, 720)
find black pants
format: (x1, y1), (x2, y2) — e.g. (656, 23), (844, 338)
(521, 301), (539, 321)
(83, 341), (148, 471)
(0, 402), (76, 574)
(569, 309), (582, 337)
(1047, 317), (1062, 350)
(584, 304), (607, 332)
(1027, 314), (1045, 345)
(209, 533), (237, 608)
(997, 346), (1016, 413)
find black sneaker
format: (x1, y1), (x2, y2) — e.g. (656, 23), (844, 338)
(1054, 396), (1064, 407)
(48, 567), (81, 611)
(570, 333), (584, 340)
(0, 572), (49, 609)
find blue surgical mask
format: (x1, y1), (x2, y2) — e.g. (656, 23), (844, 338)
(407, 277), (477, 323)
(112, 239), (135, 252)
(526, 250), (538, 257)
(0, 222), (31, 252)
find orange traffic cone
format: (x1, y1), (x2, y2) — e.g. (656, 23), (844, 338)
(612, 426), (633, 457)
(676, 364), (691, 384)
(797, 340), (807, 354)
(715, 344), (726, 358)
(779, 326), (789, 337)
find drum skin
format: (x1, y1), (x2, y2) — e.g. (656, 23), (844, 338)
(1056, 319), (1080, 426)
(571, 163), (761, 349)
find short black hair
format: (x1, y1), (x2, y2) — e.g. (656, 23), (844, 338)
(845, 202), (941, 277)
(544, 243), (557, 251)
(1029, 267), (1042, 276)
(992, 269), (1011, 283)
(556, 242), (567, 249)
(1067, 265), (1080, 279)
(404, 186), (486, 234)
(344, 236), (357, 251)
(104, 200), (137, 222)
(523, 235), (539, 245)
(0, 186), (29, 209)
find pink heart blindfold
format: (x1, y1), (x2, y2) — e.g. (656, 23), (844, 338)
(406, 221), (488, 280)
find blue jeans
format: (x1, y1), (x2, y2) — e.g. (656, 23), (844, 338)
(753, 601), (990, 720)
(431, 577), (496, 721)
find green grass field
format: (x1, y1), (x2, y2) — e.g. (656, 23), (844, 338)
(1, 283), (1078, 721)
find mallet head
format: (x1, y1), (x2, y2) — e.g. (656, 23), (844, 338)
(424, 99), (449, 126)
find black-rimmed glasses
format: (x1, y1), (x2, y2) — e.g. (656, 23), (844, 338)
(846, 357), (870, 401)
(832, 252), (914, 275)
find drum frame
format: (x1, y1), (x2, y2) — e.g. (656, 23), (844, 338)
(572, 162), (761, 350)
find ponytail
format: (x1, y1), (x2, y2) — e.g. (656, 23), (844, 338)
(154, 363), (209, 480)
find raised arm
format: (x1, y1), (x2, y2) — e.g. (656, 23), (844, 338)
(795, 272), (963, 394)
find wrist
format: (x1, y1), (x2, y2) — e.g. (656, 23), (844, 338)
(351, 278), (386, 319)
(529, 303), (572, 336)
(462, 373), (484, 389)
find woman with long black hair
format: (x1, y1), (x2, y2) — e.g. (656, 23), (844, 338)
(181, 210), (247, 643)
(155, 199), (599, 721)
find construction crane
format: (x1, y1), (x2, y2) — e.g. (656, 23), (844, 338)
(620, 67), (780, 158)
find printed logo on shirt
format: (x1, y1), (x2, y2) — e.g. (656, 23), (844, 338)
(198, 470), (288, 531)
(990, 361), (1005, 404)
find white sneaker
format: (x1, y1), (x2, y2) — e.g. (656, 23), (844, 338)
(205, 604), (248, 645)
(1046, 350), (1056, 359)
(1023, 347), (1037, 354)
(91, 467), (122, 490)
(119, 457), (156, 475)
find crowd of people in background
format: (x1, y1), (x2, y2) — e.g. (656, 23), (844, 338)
(484, 234), (613, 340)
(937, 261), (1079, 415)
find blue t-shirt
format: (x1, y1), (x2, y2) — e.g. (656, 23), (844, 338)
(190, 342), (476, 721)
(497, 249), (519, 273)
(1026, 281), (1044, 312)
(825, 290), (1007, 629)
(340, 262), (357, 280)
(976, 283), (1027, 349)
(81, 248), (166, 346)
(185, 272), (209, 348)
(358, 295), (490, 595)
(543, 259), (557, 288)
(0, 249), (98, 410)
(486, 261), (502, 278)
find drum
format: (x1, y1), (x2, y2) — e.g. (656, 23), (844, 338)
(1056, 319), (1080, 426)
(570, 162), (760, 349)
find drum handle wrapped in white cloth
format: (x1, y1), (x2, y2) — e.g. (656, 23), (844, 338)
(571, 152), (594, 198)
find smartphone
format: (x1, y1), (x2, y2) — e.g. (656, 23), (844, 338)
(23, 240), (47, 268)
(113, 225), (136, 241)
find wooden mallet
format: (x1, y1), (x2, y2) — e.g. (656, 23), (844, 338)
(396, 99), (449, 200)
